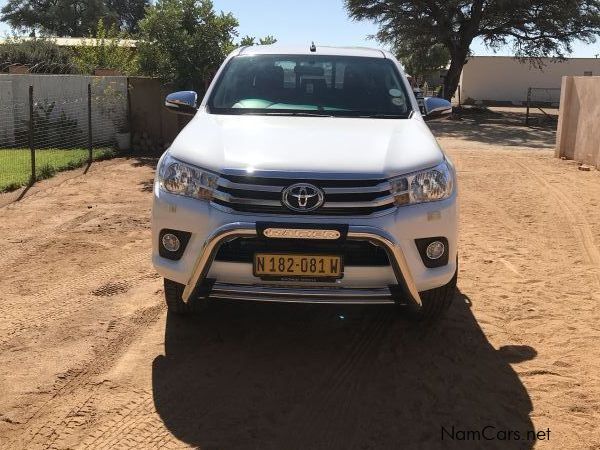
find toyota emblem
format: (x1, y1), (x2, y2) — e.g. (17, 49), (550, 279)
(282, 183), (324, 212)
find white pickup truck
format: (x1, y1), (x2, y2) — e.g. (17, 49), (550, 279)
(152, 44), (457, 322)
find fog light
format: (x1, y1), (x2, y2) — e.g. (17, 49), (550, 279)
(162, 233), (181, 252)
(426, 240), (445, 260)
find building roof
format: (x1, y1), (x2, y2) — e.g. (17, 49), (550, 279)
(0, 36), (137, 48)
(468, 55), (600, 61)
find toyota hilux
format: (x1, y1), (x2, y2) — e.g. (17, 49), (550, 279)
(152, 44), (457, 322)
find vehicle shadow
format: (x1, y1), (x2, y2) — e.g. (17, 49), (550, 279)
(152, 290), (536, 449)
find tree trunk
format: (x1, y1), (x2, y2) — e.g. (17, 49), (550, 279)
(443, 48), (469, 101)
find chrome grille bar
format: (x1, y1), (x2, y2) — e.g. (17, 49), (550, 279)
(213, 174), (396, 215)
(209, 283), (396, 304)
(217, 178), (392, 194)
(217, 178), (284, 192)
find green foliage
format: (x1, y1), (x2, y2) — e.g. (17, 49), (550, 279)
(240, 35), (278, 46)
(0, 0), (148, 37)
(1, 0), (108, 37)
(345, 0), (600, 99)
(259, 35), (277, 45)
(137, 0), (238, 92)
(396, 41), (449, 84)
(0, 37), (76, 72)
(72, 19), (139, 74)
(106, 0), (149, 33)
(92, 79), (129, 132)
(239, 35), (255, 47)
(36, 163), (56, 180)
(0, 147), (116, 192)
(16, 101), (82, 149)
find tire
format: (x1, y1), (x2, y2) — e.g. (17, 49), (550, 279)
(408, 266), (457, 323)
(163, 278), (208, 315)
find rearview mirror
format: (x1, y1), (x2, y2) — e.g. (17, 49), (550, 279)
(423, 97), (452, 120)
(165, 91), (198, 115)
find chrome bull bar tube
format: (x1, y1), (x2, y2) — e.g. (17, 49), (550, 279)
(181, 222), (422, 306)
(181, 222), (257, 301)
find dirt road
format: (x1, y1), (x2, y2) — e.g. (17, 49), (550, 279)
(0, 113), (599, 449)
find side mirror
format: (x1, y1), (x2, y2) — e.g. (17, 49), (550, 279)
(165, 91), (198, 115)
(423, 97), (452, 120)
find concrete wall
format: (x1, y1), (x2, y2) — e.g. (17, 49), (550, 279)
(0, 74), (127, 147)
(555, 76), (600, 169)
(0, 80), (15, 145)
(0, 74), (188, 153)
(455, 56), (600, 105)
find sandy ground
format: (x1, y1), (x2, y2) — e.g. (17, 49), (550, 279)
(0, 110), (599, 449)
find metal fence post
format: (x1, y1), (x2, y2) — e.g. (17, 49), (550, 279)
(525, 87), (531, 126)
(28, 85), (35, 183)
(126, 76), (132, 135)
(87, 83), (92, 165)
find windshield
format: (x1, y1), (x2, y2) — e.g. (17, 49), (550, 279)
(208, 54), (412, 117)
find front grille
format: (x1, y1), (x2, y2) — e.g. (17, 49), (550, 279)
(215, 237), (390, 266)
(212, 174), (395, 216)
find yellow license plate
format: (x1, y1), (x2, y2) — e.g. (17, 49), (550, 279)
(253, 253), (343, 279)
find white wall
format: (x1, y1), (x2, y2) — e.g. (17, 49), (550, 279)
(0, 81), (15, 146)
(555, 76), (600, 168)
(0, 74), (127, 147)
(455, 56), (600, 105)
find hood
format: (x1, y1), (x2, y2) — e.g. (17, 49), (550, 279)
(168, 111), (444, 178)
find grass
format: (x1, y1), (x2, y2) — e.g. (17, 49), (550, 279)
(0, 147), (117, 193)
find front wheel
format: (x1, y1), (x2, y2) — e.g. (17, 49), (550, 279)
(163, 278), (208, 315)
(407, 267), (457, 322)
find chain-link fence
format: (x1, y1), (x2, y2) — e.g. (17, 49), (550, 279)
(0, 76), (128, 193)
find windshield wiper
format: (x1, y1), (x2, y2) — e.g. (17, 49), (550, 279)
(259, 111), (332, 117)
(355, 113), (411, 119)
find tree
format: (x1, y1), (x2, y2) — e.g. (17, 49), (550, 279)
(258, 35), (277, 45)
(106, 0), (149, 33)
(345, 0), (600, 99)
(239, 35), (278, 46)
(1, 0), (107, 37)
(72, 19), (139, 74)
(137, 0), (238, 92)
(0, 0), (148, 36)
(239, 35), (277, 46)
(396, 40), (449, 86)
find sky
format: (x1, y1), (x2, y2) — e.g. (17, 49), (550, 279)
(0, 0), (598, 57)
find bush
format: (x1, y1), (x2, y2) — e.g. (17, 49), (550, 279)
(14, 101), (83, 149)
(72, 19), (139, 75)
(0, 37), (77, 73)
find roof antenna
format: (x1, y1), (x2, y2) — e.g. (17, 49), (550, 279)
(310, 41), (316, 52)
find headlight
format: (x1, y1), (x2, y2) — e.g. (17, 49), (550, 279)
(157, 152), (218, 200)
(389, 160), (454, 206)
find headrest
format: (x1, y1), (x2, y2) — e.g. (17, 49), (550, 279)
(254, 65), (284, 89)
(343, 65), (365, 91)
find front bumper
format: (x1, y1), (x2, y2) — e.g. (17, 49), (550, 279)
(152, 187), (458, 306)
(181, 222), (422, 306)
